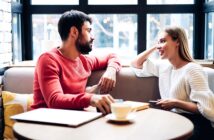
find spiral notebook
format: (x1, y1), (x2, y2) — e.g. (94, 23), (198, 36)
(11, 108), (102, 127)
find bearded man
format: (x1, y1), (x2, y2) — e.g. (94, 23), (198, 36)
(31, 10), (121, 114)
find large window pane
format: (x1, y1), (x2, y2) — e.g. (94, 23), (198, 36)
(32, 14), (61, 59)
(147, 0), (194, 5)
(147, 14), (193, 58)
(89, 0), (137, 5)
(90, 14), (137, 62)
(12, 0), (20, 2)
(31, 0), (78, 5)
(12, 14), (22, 63)
(32, 14), (137, 61)
(205, 13), (214, 59)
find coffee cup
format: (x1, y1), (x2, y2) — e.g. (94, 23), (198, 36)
(111, 102), (133, 119)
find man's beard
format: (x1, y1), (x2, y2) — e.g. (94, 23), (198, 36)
(76, 35), (92, 54)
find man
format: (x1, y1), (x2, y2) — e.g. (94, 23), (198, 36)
(31, 10), (121, 114)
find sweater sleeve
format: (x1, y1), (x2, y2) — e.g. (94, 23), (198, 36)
(36, 54), (93, 109)
(186, 64), (214, 122)
(85, 53), (121, 72)
(132, 58), (159, 77)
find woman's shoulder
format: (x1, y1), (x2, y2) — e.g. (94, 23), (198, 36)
(184, 62), (204, 75)
(185, 62), (203, 70)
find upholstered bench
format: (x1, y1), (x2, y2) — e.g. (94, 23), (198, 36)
(0, 66), (214, 139)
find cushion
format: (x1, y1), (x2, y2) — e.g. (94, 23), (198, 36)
(2, 91), (33, 139)
(0, 87), (3, 140)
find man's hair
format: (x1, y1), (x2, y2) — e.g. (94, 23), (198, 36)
(58, 10), (92, 41)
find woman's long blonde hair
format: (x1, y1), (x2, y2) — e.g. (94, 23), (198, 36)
(164, 26), (193, 62)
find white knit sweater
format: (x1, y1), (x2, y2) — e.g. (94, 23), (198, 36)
(132, 58), (214, 125)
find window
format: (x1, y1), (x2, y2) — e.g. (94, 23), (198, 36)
(12, 14), (22, 62)
(31, 0), (78, 5)
(147, 14), (193, 57)
(32, 14), (137, 61)
(11, 0), (23, 63)
(32, 14), (61, 59)
(17, 1), (210, 61)
(88, 0), (137, 5)
(205, 12), (214, 59)
(89, 14), (137, 61)
(12, 0), (20, 2)
(147, 0), (194, 5)
(204, 0), (214, 59)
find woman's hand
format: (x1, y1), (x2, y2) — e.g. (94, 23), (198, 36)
(157, 99), (199, 113)
(157, 99), (178, 110)
(131, 45), (158, 68)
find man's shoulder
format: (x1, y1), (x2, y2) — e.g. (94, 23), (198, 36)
(80, 54), (96, 61)
(81, 53), (117, 60)
(39, 48), (59, 59)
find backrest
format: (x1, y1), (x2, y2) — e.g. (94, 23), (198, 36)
(2, 67), (160, 101)
(2, 66), (214, 100)
(203, 67), (214, 93)
(87, 67), (160, 102)
(3, 67), (34, 93)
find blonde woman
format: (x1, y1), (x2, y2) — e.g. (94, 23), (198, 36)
(131, 26), (214, 139)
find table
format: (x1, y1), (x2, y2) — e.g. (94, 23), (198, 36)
(13, 108), (193, 140)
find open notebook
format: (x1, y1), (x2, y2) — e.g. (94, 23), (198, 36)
(123, 101), (149, 111)
(11, 108), (102, 127)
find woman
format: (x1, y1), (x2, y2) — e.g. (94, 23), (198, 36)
(131, 26), (214, 139)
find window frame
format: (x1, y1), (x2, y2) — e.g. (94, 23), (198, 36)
(12, 0), (208, 60)
(12, 0), (24, 61)
(204, 1), (214, 59)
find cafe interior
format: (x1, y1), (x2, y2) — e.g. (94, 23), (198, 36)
(0, 0), (214, 139)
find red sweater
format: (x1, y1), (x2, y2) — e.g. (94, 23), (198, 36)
(31, 48), (121, 110)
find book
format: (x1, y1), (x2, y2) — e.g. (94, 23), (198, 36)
(123, 101), (149, 111)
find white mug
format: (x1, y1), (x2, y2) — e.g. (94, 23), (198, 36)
(111, 102), (133, 119)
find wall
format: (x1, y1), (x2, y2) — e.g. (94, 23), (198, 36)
(0, 0), (12, 68)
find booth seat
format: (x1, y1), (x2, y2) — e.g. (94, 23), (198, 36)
(1, 66), (214, 139)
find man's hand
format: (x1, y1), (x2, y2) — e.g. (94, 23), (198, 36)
(90, 94), (114, 114)
(99, 67), (117, 94)
(85, 84), (100, 93)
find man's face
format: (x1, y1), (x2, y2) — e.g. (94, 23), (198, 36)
(76, 21), (94, 54)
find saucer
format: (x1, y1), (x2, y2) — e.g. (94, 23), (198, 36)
(105, 113), (135, 122)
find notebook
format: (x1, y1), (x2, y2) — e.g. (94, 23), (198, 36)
(123, 101), (149, 111)
(11, 108), (102, 127)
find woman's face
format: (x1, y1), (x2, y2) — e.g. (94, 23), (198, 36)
(157, 32), (179, 60)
